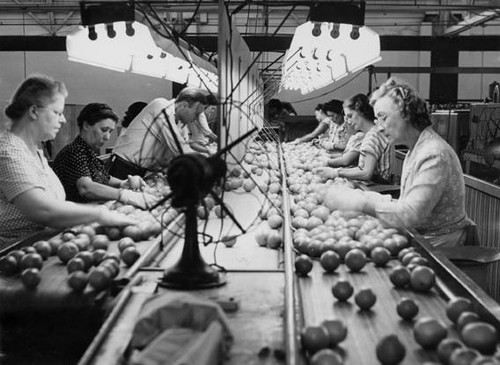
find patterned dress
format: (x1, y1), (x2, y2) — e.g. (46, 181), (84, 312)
(53, 135), (110, 203)
(374, 127), (467, 247)
(0, 131), (65, 247)
(359, 125), (392, 183)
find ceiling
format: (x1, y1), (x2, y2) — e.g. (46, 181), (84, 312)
(1, 0), (499, 80)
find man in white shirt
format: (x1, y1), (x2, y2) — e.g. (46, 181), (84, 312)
(186, 94), (218, 155)
(108, 87), (207, 179)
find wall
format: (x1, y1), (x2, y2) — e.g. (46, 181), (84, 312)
(458, 21), (500, 102)
(0, 51), (172, 149)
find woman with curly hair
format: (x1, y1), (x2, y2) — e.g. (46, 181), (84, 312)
(316, 93), (392, 184)
(324, 78), (469, 247)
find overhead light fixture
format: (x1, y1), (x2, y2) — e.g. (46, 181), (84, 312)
(330, 23), (340, 39)
(281, 21), (380, 94)
(69, 2), (218, 89)
(350, 25), (360, 40)
(125, 22), (135, 37)
(106, 23), (116, 38)
(88, 25), (97, 40)
(312, 23), (322, 37)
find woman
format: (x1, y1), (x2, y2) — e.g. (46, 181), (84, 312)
(316, 94), (392, 184)
(319, 100), (349, 152)
(290, 104), (329, 144)
(117, 101), (147, 138)
(325, 78), (468, 247)
(326, 108), (365, 168)
(53, 103), (157, 209)
(0, 76), (134, 248)
(186, 94), (218, 155)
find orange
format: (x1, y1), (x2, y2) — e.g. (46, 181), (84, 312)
(413, 317), (447, 349)
(321, 319), (348, 346)
(67, 271), (88, 292)
(371, 247), (391, 267)
(92, 249), (107, 266)
(449, 347), (480, 365)
(461, 322), (498, 355)
(437, 338), (464, 365)
(33, 240), (52, 260)
(92, 234), (111, 250)
(21, 268), (41, 289)
(344, 248), (366, 272)
(88, 267), (112, 291)
(300, 325), (330, 355)
(446, 297), (472, 324)
(310, 349), (343, 365)
(222, 234), (238, 248)
(125, 225), (145, 241)
(398, 247), (415, 261)
(0, 256), (19, 276)
(8, 250), (25, 263)
(457, 311), (480, 332)
(354, 288), (377, 310)
(295, 255), (313, 276)
(320, 251), (340, 273)
(104, 226), (121, 241)
(396, 297), (419, 321)
(66, 257), (86, 274)
(197, 206), (209, 219)
(267, 214), (283, 229)
(392, 234), (410, 249)
(410, 266), (436, 292)
(79, 225), (96, 239)
(376, 334), (406, 365)
(389, 265), (411, 288)
(401, 252), (421, 266)
(19, 253), (43, 270)
(331, 280), (354, 301)
(117, 237), (135, 253)
(121, 247), (141, 267)
(75, 251), (94, 271)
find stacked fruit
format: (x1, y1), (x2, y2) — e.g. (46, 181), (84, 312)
(0, 175), (179, 292)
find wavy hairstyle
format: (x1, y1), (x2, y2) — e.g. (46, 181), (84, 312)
(5, 75), (68, 121)
(370, 77), (431, 131)
(77, 103), (118, 130)
(343, 93), (375, 121)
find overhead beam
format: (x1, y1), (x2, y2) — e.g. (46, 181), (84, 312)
(444, 9), (500, 36)
(184, 35), (500, 52)
(0, 1), (495, 13)
(2, 35), (500, 52)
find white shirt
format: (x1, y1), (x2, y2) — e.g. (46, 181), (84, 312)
(113, 98), (193, 170)
(187, 112), (214, 145)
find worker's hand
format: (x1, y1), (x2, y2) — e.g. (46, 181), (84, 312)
(97, 206), (136, 227)
(312, 167), (339, 181)
(120, 175), (147, 190)
(119, 190), (160, 210)
(324, 185), (367, 213)
(288, 139), (300, 145)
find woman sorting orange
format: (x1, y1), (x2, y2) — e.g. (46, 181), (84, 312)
(53, 103), (157, 209)
(0, 75), (134, 248)
(316, 94), (392, 184)
(325, 78), (469, 247)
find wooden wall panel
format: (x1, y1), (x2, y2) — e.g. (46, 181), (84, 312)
(464, 181), (500, 302)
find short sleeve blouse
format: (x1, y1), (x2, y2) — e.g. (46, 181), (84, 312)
(53, 135), (110, 203)
(0, 131), (65, 247)
(359, 125), (391, 182)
